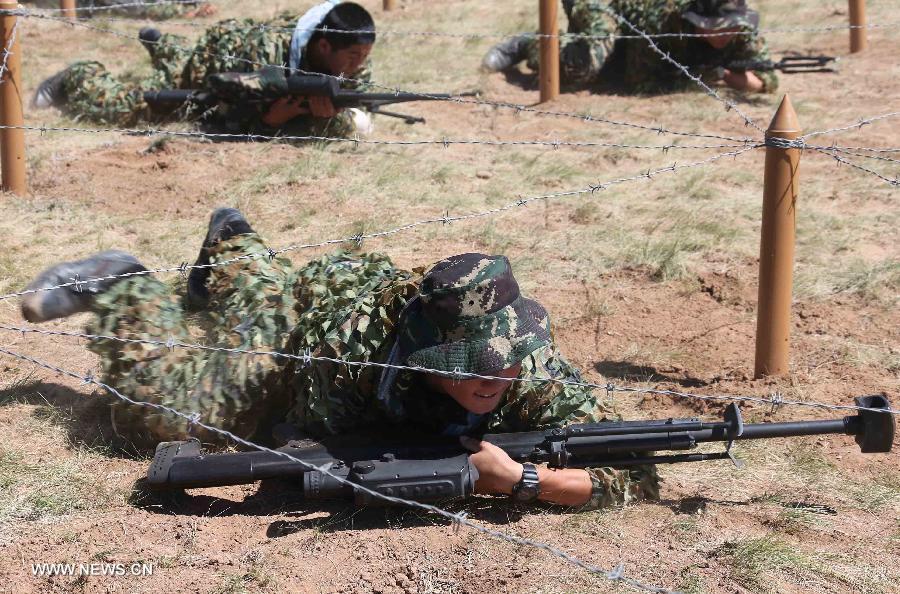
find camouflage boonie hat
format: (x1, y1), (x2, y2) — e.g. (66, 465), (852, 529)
(682, 0), (759, 30)
(397, 254), (551, 374)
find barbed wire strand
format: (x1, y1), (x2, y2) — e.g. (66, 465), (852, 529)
(812, 147), (900, 187)
(0, 123), (756, 151)
(801, 111), (900, 140)
(3, 323), (898, 417)
(811, 145), (900, 166)
(600, 5), (762, 133)
(13, 7), (900, 153)
(7, 9), (754, 143)
(0, 344), (675, 594)
(20, 7), (900, 41)
(27, 0), (200, 13)
(0, 145), (756, 303)
(0, 18), (18, 84)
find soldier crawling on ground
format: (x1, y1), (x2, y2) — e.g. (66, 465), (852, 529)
(31, 1), (377, 139)
(482, 0), (777, 94)
(20, 208), (660, 509)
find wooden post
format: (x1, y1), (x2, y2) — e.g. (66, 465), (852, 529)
(383, 0), (397, 11)
(60, 0), (76, 19)
(538, 0), (559, 103)
(849, 0), (867, 53)
(0, 1), (26, 196)
(754, 95), (801, 378)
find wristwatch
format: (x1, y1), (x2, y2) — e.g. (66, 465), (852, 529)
(511, 463), (541, 503)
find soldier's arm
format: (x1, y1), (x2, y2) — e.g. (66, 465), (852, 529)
(730, 30), (779, 93)
(495, 344), (660, 509)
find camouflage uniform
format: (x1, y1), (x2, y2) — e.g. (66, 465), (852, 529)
(53, 13), (371, 137)
(523, 0), (777, 93)
(88, 234), (658, 509)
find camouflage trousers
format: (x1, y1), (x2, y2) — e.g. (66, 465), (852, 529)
(524, 0), (615, 87)
(87, 234), (401, 447)
(88, 234), (298, 447)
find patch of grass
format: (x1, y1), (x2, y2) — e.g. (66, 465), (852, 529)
(838, 341), (900, 375)
(676, 570), (705, 594)
(850, 475), (900, 513)
(833, 259), (900, 305)
(618, 214), (737, 280)
(785, 441), (835, 480)
(569, 201), (600, 225)
(0, 375), (37, 406)
(770, 507), (826, 533)
(0, 448), (116, 536)
(716, 536), (812, 593)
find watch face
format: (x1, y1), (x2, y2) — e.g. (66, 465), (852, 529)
(514, 484), (540, 502)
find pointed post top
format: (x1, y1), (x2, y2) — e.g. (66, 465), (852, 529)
(767, 94), (801, 138)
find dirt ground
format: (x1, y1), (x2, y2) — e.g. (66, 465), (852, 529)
(1, 1), (898, 593)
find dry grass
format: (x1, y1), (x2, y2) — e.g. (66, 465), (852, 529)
(0, 0), (898, 593)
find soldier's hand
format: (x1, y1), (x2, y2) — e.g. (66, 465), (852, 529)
(722, 69), (765, 93)
(307, 95), (340, 118)
(262, 96), (308, 127)
(460, 436), (523, 495)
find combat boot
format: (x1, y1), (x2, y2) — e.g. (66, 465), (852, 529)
(481, 35), (532, 72)
(138, 27), (162, 58)
(21, 251), (147, 323)
(187, 208), (255, 306)
(31, 65), (75, 109)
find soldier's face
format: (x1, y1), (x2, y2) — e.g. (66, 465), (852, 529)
(314, 40), (373, 77)
(425, 363), (523, 415)
(696, 26), (740, 49)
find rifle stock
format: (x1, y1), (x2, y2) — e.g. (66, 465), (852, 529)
(145, 395), (894, 504)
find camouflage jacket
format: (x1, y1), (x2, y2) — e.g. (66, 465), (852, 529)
(610, 0), (778, 92)
(280, 252), (658, 508)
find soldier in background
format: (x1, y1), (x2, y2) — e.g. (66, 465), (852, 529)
(482, 0), (777, 94)
(30, 1), (376, 138)
(20, 208), (659, 509)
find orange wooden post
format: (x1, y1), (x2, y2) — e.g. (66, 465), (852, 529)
(60, 0), (76, 19)
(754, 95), (802, 378)
(849, 0), (867, 53)
(0, 1), (26, 196)
(383, 0), (397, 11)
(538, 0), (559, 103)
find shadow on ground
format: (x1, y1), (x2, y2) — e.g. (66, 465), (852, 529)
(594, 360), (709, 387)
(0, 378), (146, 456)
(132, 476), (535, 534)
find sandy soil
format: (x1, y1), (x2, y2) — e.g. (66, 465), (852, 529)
(1, 1), (898, 593)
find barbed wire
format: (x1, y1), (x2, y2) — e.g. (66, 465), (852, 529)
(21, 8), (900, 41)
(800, 111), (900, 140)
(0, 17), (18, 84)
(3, 323), (898, 417)
(0, 123), (756, 151)
(0, 344), (674, 594)
(819, 145), (900, 154)
(600, 5), (762, 133)
(6, 8), (754, 143)
(0, 145), (756, 303)
(25, 0), (200, 13)
(811, 145), (900, 166)
(812, 147), (900, 187)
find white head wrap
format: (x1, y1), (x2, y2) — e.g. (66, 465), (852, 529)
(289, 0), (341, 71)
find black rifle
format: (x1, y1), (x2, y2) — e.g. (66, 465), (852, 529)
(143, 74), (477, 125)
(704, 55), (838, 77)
(145, 395), (894, 505)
